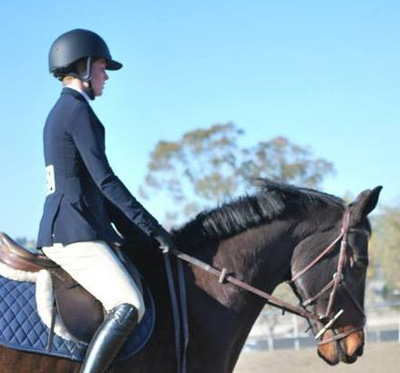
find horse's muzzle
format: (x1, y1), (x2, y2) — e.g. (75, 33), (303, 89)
(317, 326), (364, 365)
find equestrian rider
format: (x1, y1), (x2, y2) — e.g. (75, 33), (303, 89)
(37, 29), (175, 373)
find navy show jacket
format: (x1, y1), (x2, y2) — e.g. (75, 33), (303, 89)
(37, 88), (160, 247)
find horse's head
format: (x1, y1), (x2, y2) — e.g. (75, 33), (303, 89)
(290, 186), (382, 365)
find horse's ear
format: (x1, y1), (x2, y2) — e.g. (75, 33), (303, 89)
(350, 186), (383, 222)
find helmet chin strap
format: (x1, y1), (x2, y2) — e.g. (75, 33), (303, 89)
(69, 57), (95, 100)
(81, 57), (95, 100)
(65, 57), (95, 100)
(85, 81), (95, 101)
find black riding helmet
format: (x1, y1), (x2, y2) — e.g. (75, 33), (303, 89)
(49, 29), (122, 87)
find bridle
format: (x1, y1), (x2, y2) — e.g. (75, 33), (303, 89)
(289, 206), (369, 344)
(166, 206), (369, 371)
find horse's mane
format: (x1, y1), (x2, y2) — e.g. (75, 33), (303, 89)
(174, 179), (344, 244)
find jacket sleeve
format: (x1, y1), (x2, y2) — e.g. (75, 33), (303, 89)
(105, 199), (148, 240)
(69, 103), (161, 237)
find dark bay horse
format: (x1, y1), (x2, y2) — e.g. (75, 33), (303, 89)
(0, 180), (381, 372)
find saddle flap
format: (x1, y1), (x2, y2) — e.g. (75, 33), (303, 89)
(51, 269), (104, 343)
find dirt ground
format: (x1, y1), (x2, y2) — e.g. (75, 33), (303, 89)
(234, 341), (399, 373)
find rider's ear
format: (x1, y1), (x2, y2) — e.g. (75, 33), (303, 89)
(349, 186), (383, 223)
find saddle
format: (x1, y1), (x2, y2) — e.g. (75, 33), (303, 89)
(0, 232), (104, 343)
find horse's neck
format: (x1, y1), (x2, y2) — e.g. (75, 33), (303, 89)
(199, 220), (300, 299)
(185, 219), (301, 371)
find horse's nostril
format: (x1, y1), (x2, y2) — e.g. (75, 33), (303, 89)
(343, 342), (364, 364)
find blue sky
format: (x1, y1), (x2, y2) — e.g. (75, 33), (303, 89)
(0, 0), (399, 239)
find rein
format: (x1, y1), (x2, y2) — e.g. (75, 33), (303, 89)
(172, 249), (321, 322)
(169, 205), (367, 352)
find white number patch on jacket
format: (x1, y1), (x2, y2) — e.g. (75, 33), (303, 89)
(45, 165), (56, 195)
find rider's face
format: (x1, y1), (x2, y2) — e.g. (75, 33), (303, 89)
(90, 59), (108, 97)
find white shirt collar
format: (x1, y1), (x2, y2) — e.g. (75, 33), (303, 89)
(65, 85), (91, 103)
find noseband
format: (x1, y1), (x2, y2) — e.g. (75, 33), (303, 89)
(171, 206), (368, 348)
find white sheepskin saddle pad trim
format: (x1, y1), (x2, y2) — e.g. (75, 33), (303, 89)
(35, 269), (79, 342)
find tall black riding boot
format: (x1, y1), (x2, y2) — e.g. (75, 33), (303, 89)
(80, 303), (138, 373)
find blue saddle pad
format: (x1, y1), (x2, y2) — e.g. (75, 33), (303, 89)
(0, 275), (155, 362)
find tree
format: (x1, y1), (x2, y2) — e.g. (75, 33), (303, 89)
(371, 204), (400, 294)
(140, 122), (334, 225)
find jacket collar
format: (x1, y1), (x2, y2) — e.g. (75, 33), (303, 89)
(61, 87), (90, 103)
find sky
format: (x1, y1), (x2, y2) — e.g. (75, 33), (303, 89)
(0, 0), (399, 240)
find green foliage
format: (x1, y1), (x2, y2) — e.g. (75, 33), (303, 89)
(372, 205), (400, 292)
(141, 122), (334, 225)
(238, 136), (334, 187)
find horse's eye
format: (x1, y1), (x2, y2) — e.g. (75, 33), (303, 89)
(348, 233), (369, 273)
(350, 255), (368, 272)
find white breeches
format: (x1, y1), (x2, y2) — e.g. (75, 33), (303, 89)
(42, 241), (145, 321)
